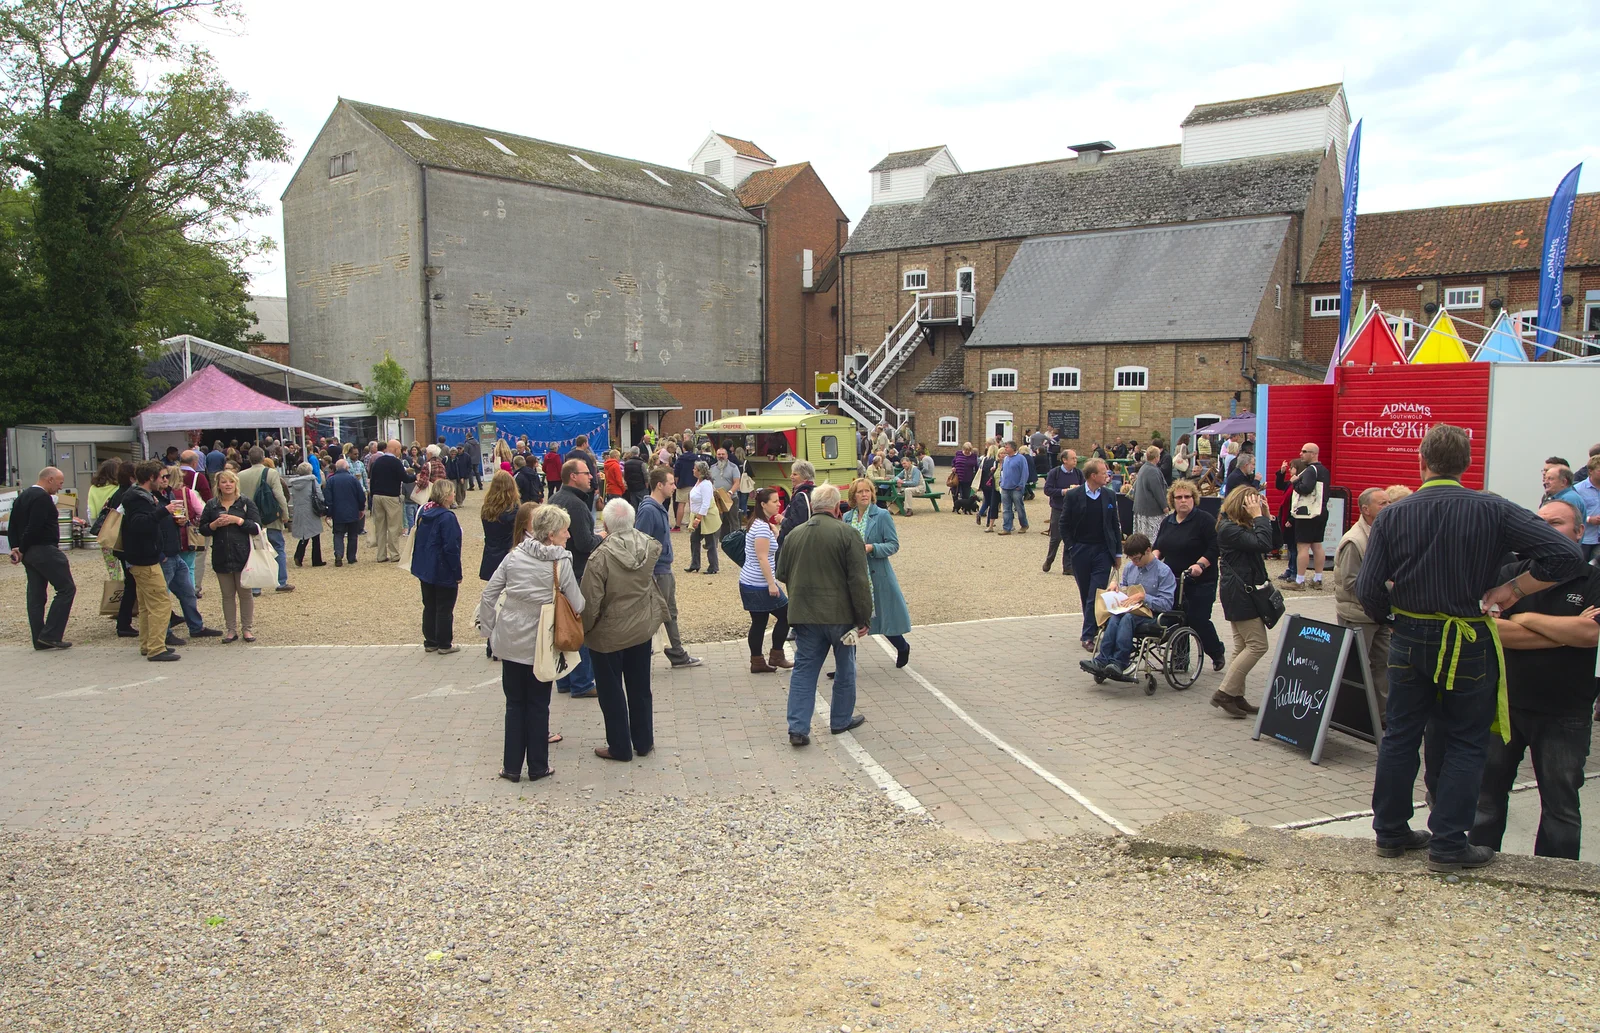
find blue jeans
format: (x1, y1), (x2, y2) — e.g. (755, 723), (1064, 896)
(268, 528), (288, 587)
(1001, 487), (1027, 531)
(557, 644), (594, 693)
(1070, 545), (1114, 644)
(787, 624), (857, 735)
(1472, 708), (1592, 860)
(160, 555), (204, 634)
(1094, 611), (1157, 669)
(403, 500), (420, 532)
(1372, 617), (1499, 854)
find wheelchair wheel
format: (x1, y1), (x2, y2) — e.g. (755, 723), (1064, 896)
(1144, 674), (1157, 696)
(1164, 627), (1204, 691)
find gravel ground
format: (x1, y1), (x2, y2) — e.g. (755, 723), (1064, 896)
(3, 788), (1597, 1032)
(3, 474), (1179, 647)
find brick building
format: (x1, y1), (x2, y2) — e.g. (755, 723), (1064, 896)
(283, 105), (845, 445)
(837, 84), (1351, 454)
(1297, 193), (1600, 364)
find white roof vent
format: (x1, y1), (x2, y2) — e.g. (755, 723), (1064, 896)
(485, 137), (516, 156)
(401, 120), (436, 140)
(568, 154), (599, 173)
(696, 180), (724, 197)
(642, 168), (671, 187)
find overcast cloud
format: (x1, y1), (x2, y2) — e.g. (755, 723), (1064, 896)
(194, 0), (1599, 297)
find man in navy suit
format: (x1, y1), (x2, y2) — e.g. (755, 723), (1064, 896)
(1056, 458), (1123, 651)
(322, 460), (367, 566)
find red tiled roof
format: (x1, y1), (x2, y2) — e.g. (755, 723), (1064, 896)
(715, 133), (774, 163)
(1303, 193), (1600, 283)
(735, 162), (809, 208)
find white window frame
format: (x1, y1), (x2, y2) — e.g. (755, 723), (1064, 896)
(902, 270), (928, 291)
(1047, 366), (1081, 391)
(1310, 294), (1340, 317)
(1584, 301), (1600, 335)
(745, 408), (760, 415)
(1443, 286), (1484, 310)
(1113, 366), (1148, 391)
(1513, 310), (1540, 338)
(938, 416), (959, 446)
(694, 408), (713, 426)
(987, 368), (1018, 391)
(1384, 315), (1417, 343)
(956, 267), (975, 294)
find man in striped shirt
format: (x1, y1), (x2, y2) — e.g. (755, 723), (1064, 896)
(1357, 424), (1585, 873)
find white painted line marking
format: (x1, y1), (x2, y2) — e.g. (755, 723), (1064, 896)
(835, 731), (925, 814)
(1275, 771), (1600, 830)
(470, 677), (501, 689)
(38, 676), (167, 700)
(873, 635), (1136, 836)
(407, 684), (473, 700)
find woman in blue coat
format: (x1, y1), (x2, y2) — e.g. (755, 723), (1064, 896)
(845, 477), (913, 667)
(411, 479), (464, 654)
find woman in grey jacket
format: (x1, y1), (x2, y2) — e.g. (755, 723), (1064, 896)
(285, 464), (326, 567)
(1131, 446), (1169, 543)
(478, 502), (585, 783)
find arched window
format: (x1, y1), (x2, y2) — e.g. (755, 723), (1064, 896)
(1047, 367), (1080, 391)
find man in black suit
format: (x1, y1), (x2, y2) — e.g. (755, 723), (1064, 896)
(1057, 458), (1122, 651)
(9, 466), (75, 649)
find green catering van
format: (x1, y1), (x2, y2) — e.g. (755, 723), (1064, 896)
(695, 412), (860, 502)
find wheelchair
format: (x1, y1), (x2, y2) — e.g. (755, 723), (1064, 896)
(1087, 576), (1205, 696)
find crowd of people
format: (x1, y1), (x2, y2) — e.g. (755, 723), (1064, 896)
(12, 417), (1599, 869)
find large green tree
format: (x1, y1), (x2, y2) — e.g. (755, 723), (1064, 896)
(0, 0), (288, 426)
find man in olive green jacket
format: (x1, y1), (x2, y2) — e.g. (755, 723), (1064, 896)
(775, 483), (873, 746)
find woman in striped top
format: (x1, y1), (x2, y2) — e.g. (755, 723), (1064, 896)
(741, 488), (793, 674)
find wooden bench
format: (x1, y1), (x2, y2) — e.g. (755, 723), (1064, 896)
(918, 489), (945, 512)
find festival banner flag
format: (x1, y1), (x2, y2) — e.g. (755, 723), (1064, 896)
(1535, 164), (1582, 357)
(1340, 305), (1407, 367)
(1473, 311), (1527, 363)
(1327, 119), (1363, 385)
(1411, 309), (1472, 364)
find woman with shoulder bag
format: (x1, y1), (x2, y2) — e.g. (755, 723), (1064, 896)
(197, 469), (262, 643)
(478, 502), (584, 783)
(286, 462), (327, 567)
(412, 479), (464, 653)
(1213, 485), (1279, 719)
(479, 470), (521, 659)
(742, 488), (792, 673)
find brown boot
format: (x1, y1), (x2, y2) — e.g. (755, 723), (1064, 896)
(768, 648), (794, 670)
(1210, 690), (1249, 719)
(751, 654), (776, 674)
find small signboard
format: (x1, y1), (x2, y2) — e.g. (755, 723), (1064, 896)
(491, 393), (549, 413)
(1117, 392), (1141, 427)
(1047, 409), (1081, 440)
(1252, 615), (1382, 764)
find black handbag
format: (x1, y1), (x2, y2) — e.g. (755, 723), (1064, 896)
(1250, 579), (1286, 629)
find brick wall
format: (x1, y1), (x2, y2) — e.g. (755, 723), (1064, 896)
(759, 167), (848, 401)
(247, 343), (291, 365)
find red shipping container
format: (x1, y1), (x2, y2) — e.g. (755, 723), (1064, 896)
(1332, 364), (1490, 492)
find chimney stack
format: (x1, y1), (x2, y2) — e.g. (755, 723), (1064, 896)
(1069, 141), (1116, 166)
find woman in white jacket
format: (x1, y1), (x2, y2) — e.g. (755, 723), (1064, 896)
(478, 502), (585, 783)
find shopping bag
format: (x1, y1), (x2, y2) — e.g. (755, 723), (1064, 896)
(550, 560), (583, 651)
(96, 508), (123, 553)
(239, 531), (279, 591)
(98, 580), (124, 616)
(398, 529), (417, 575)
(534, 602), (580, 683)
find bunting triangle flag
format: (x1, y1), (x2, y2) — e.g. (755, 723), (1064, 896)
(1340, 306), (1407, 366)
(1474, 311), (1527, 363)
(1350, 290), (1369, 333)
(1410, 310), (1472, 364)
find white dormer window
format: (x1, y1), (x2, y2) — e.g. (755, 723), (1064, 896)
(401, 120), (436, 140)
(1114, 366), (1148, 391)
(703, 159), (722, 178)
(987, 368), (1018, 391)
(902, 270), (928, 291)
(1048, 367), (1080, 391)
(569, 154), (599, 173)
(485, 137), (516, 156)
(1443, 286), (1483, 309)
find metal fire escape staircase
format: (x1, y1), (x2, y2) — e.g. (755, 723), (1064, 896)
(818, 290), (974, 433)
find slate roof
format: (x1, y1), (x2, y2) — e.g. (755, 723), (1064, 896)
(1181, 84), (1343, 127)
(613, 384), (683, 411)
(965, 216), (1292, 347)
(344, 101), (758, 223)
(1302, 193), (1600, 283)
(735, 162), (810, 208)
(715, 133), (774, 163)
(869, 146), (948, 173)
(913, 345), (970, 394)
(842, 145), (1323, 255)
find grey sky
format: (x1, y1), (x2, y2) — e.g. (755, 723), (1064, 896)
(199, 0), (1598, 298)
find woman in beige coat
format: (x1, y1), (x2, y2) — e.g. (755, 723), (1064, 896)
(581, 498), (668, 761)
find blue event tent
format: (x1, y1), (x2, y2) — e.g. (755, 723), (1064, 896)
(435, 389), (610, 453)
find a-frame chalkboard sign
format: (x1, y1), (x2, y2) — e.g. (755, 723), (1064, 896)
(1251, 615), (1383, 765)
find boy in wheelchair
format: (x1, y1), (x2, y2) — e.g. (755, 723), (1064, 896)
(1079, 533), (1175, 682)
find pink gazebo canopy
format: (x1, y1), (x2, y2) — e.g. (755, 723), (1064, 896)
(136, 364), (302, 433)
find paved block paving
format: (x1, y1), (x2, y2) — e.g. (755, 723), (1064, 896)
(0, 592), (1550, 846)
